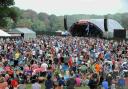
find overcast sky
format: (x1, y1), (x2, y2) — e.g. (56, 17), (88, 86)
(14, 0), (128, 16)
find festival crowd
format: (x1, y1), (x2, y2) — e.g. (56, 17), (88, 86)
(0, 36), (128, 89)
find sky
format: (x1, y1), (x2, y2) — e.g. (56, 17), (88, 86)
(14, 0), (128, 16)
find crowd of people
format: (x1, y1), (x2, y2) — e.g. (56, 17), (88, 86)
(0, 36), (128, 89)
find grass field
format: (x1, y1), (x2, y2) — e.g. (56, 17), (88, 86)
(26, 84), (89, 89)
(26, 84), (128, 89)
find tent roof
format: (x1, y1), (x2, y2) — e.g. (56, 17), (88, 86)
(12, 28), (36, 34)
(0, 29), (11, 37)
(56, 30), (63, 32)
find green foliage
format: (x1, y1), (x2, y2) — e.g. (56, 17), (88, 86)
(32, 20), (46, 31)
(21, 10), (38, 21)
(9, 7), (20, 22)
(0, 0), (19, 29)
(0, 0), (14, 7)
(16, 19), (33, 28)
(0, 18), (8, 28)
(5, 17), (14, 29)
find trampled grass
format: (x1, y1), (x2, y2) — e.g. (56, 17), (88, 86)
(26, 84), (128, 89)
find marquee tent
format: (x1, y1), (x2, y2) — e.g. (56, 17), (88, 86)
(10, 28), (36, 40)
(0, 29), (11, 37)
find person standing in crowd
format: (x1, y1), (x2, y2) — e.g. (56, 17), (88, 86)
(118, 76), (125, 89)
(32, 79), (41, 89)
(11, 77), (19, 89)
(14, 50), (20, 67)
(0, 36), (128, 89)
(0, 74), (8, 89)
(17, 80), (26, 89)
(45, 74), (53, 89)
(41, 61), (48, 77)
(75, 75), (81, 87)
(102, 78), (109, 89)
(66, 77), (76, 89)
(106, 74), (112, 89)
(88, 73), (99, 89)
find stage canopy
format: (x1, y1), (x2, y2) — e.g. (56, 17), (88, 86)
(69, 19), (124, 38)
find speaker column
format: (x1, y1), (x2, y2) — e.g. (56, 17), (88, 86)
(104, 18), (108, 32)
(64, 15), (68, 30)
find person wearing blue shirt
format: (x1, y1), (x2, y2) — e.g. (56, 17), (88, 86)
(62, 63), (69, 72)
(58, 77), (65, 86)
(104, 52), (111, 61)
(102, 79), (109, 89)
(118, 76), (125, 89)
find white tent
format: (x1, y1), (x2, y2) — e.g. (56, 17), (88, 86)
(62, 31), (70, 35)
(56, 30), (63, 33)
(0, 29), (11, 37)
(10, 28), (36, 40)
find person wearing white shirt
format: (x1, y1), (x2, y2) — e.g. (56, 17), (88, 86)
(41, 62), (48, 72)
(41, 62), (48, 77)
(39, 49), (43, 55)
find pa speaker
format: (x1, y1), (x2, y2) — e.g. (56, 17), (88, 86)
(64, 16), (68, 30)
(114, 29), (126, 39)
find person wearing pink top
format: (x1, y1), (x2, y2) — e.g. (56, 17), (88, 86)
(75, 75), (81, 87)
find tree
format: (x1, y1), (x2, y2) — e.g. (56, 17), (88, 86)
(49, 15), (59, 31)
(0, 0), (18, 29)
(21, 10), (38, 22)
(32, 20), (46, 31)
(16, 19), (32, 28)
(0, 0), (14, 7)
(38, 13), (50, 30)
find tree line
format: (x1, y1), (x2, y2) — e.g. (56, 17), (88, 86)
(0, 0), (128, 31)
